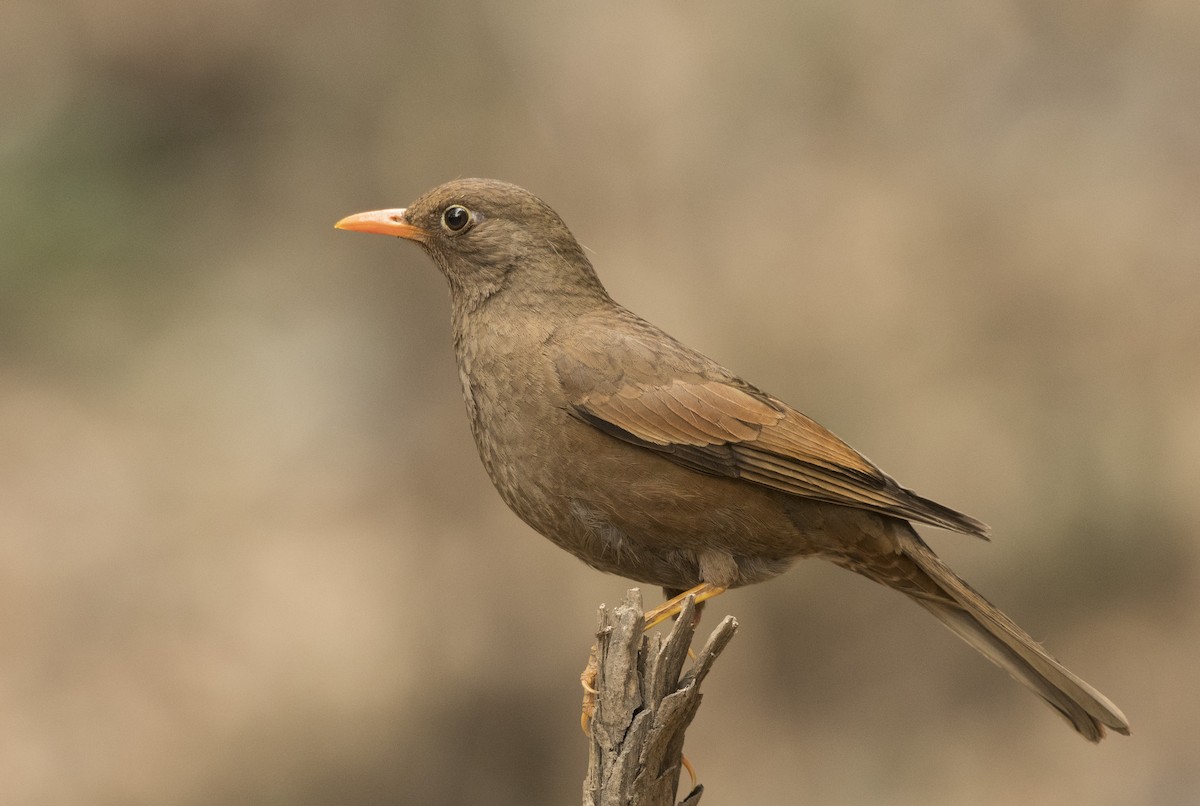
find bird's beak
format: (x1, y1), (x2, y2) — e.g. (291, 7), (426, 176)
(334, 208), (429, 243)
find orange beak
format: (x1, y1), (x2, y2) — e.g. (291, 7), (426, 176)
(334, 208), (429, 243)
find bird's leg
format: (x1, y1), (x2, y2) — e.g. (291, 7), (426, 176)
(663, 586), (707, 661)
(661, 587), (709, 629)
(644, 582), (727, 631)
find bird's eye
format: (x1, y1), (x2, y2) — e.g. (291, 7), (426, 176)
(442, 205), (471, 233)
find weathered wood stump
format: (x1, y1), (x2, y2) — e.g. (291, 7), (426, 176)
(582, 588), (738, 806)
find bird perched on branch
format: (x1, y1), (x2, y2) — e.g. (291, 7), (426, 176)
(336, 178), (1129, 741)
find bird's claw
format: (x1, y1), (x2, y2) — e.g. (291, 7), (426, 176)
(580, 643), (600, 735)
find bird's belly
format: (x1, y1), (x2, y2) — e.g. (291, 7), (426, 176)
(471, 405), (808, 590)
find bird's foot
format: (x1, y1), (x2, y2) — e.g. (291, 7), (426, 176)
(643, 582), (728, 631)
(580, 643), (600, 736)
(681, 752), (698, 790)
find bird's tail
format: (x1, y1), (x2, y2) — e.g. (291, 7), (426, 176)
(872, 525), (1130, 741)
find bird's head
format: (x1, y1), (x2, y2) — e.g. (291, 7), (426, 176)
(336, 178), (606, 310)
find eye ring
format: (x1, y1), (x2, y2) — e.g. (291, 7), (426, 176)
(441, 205), (472, 233)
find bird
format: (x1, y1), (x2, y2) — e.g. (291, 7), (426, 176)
(335, 178), (1129, 742)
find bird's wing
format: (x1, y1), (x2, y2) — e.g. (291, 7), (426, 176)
(552, 319), (989, 537)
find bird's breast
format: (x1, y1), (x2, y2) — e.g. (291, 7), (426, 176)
(449, 308), (810, 590)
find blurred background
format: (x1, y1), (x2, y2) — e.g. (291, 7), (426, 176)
(2, 1), (1197, 803)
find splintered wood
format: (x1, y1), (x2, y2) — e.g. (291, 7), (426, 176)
(582, 588), (737, 806)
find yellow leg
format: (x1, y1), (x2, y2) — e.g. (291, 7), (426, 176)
(580, 645), (600, 735)
(643, 582), (728, 631)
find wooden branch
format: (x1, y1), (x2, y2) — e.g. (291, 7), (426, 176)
(582, 588), (738, 806)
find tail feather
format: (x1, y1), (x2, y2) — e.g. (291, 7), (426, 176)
(894, 527), (1129, 741)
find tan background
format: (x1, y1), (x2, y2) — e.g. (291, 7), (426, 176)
(2, 1), (1197, 803)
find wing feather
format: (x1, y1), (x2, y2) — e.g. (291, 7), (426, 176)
(552, 317), (988, 537)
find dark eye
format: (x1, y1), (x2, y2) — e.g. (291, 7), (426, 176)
(442, 205), (471, 233)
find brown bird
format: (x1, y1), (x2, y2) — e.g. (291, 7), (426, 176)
(335, 178), (1129, 741)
